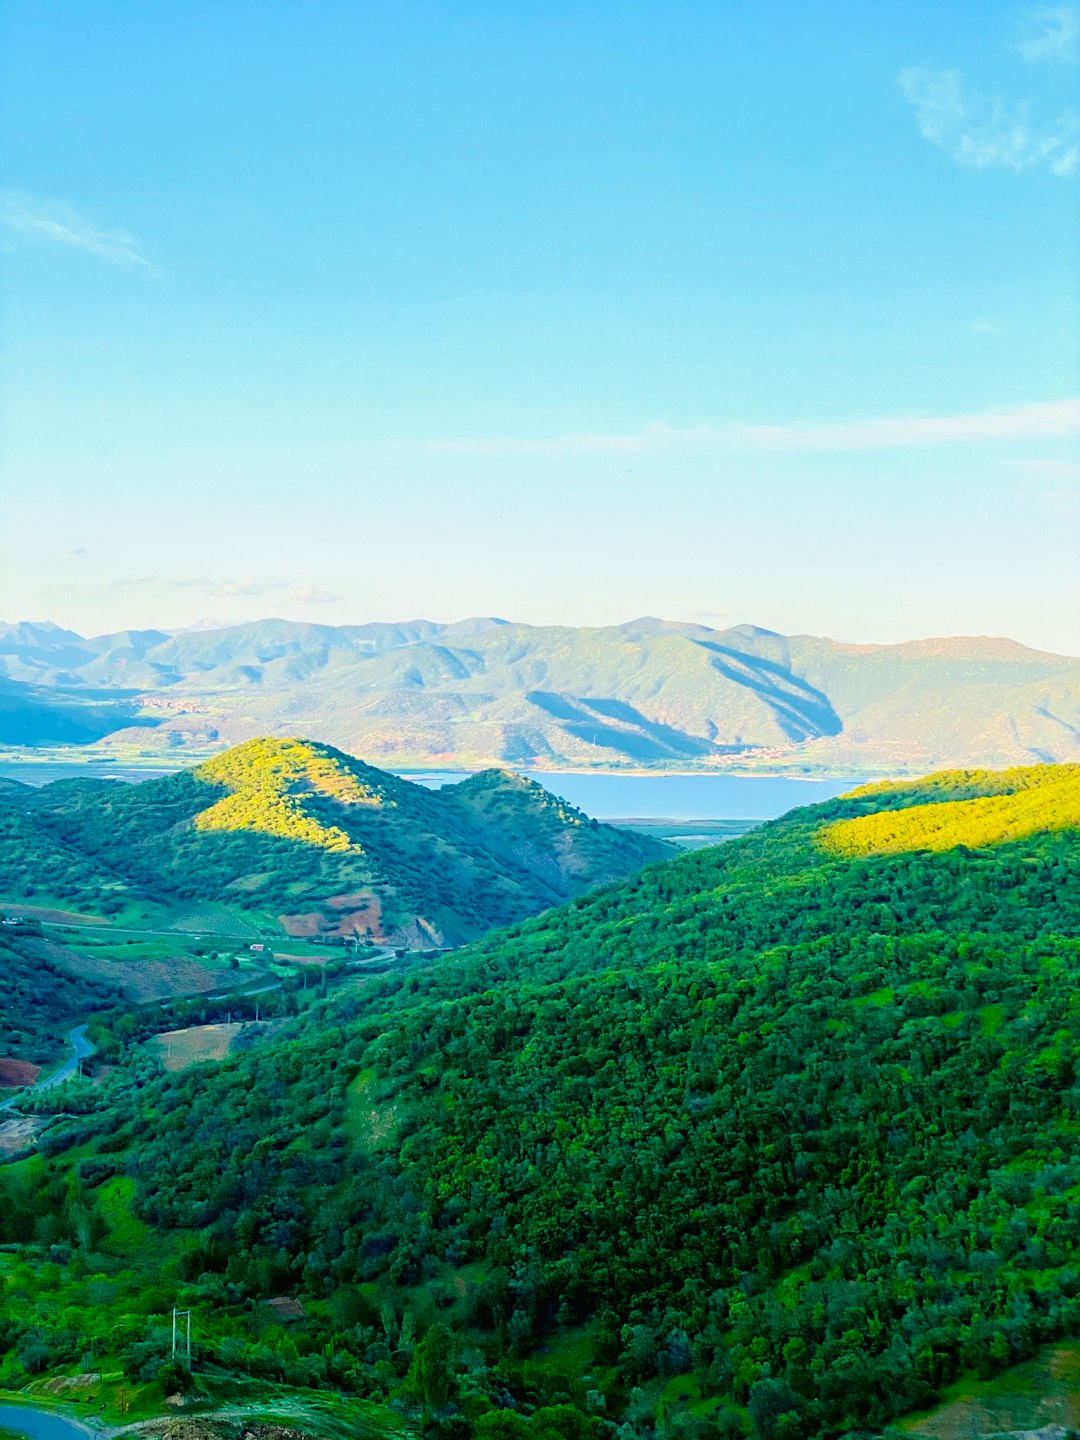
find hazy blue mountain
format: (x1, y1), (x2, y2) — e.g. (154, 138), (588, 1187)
(2, 617), (1078, 773)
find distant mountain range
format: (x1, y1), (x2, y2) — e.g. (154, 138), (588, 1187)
(0, 737), (669, 946)
(1, 616), (1078, 773)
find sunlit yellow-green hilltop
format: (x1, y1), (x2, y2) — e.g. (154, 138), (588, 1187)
(0, 737), (670, 947)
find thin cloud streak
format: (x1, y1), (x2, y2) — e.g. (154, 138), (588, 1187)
(0, 191), (160, 271)
(1009, 457), (1080, 481)
(108, 575), (316, 600)
(404, 399), (1080, 461)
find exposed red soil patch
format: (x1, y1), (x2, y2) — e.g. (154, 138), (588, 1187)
(278, 912), (324, 938)
(0, 1057), (41, 1088)
(326, 890), (375, 912)
(279, 891), (385, 940)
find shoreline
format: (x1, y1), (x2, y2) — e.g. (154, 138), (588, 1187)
(0, 751), (886, 785)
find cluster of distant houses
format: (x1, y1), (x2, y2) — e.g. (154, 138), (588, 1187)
(0, 914), (42, 933)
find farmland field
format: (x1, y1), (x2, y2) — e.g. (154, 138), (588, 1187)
(146, 1022), (248, 1071)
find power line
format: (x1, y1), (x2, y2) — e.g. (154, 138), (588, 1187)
(171, 1308), (192, 1366)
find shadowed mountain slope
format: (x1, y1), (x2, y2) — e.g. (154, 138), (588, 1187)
(2, 617), (1078, 772)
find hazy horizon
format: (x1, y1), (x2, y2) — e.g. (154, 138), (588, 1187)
(2, 2), (1077, 650)
(4, 608), (1080, 660)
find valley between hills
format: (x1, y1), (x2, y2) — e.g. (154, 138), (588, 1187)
(1, 746), (1080, 1440)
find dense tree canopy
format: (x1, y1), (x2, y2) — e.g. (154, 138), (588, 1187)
(4, 764), (1080, 1438)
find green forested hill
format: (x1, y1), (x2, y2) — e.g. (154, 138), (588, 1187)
(0, 737), (669, 944)
(5, 764), (1080, 1438)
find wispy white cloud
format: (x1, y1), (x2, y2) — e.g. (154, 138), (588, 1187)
(109, 574), (297, 598)
(971, 317), (1004, 334)
(404, 398), (1080, 461)
(1008, 457), (1080, 480)
(1017, 5), (1080, 61)
(0, 190), (159, 271)
(289, 585), (338, 604)
(214, 577), (287, 598)
(898, 66), (1079, 174)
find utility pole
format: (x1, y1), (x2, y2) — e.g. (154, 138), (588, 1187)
(171, 1308), (192, 1366)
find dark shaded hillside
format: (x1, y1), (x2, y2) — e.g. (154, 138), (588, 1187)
(0, 738), (670, 945)
(8, 765), (1080, 1436)
(0, 675), (144, 744)
(0, 931), (120, 1063)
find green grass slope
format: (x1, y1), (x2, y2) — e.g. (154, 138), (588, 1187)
(0, 738), (670, 945)
(5, 764), (1080, 1437)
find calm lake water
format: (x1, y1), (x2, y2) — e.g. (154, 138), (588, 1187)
(0, 1406), (99, 1440)
(0, 760), (863, 823)
(405, 771), (863, 820)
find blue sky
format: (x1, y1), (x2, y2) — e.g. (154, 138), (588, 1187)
(1, 0), (1078, 650)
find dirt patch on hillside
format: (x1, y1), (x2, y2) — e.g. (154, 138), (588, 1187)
(280, 891), (386, 941)
(40, 1373), (100, 1396)
(278, 911), (324, 938)
(0, 1057), (41, 1088)
(3, 904), (108, 925)
(902, 1342), (1080, 1439)
(0, 1114), (48, 1157)
(147, 1023), (245, 1071)
(97, 956), (223, 1002)
(17, 935), (223, 1002)
(136, 1421), (314, 1440)
(326, 889), (376, 913)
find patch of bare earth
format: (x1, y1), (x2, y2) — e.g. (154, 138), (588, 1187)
(0, 1057), (41, 1088)
(147, 1023), (245, 1072)
(40, 1374), (100, 1396)
(0, 1114), (48, 1158)
(18, 935), (224, 1001)
(128, 1424), (313, 1440)
(279, 891), (384, 940)
(3, 904), (108, 925)
(278, 912), (324, 938)
(903, 1344), (1080, 1440)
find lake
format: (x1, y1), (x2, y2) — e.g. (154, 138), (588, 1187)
(0, 759), (863, 823)
(0, 1407), (100, 1440)
(404, 770), (863, 820)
